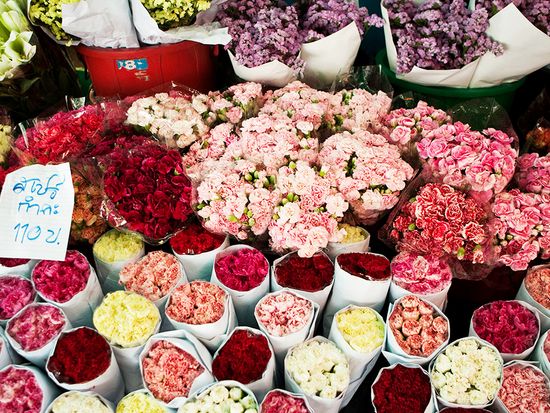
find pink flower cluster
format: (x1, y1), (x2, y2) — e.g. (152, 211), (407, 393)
(214, 248), (268, 291)
(32, 251), (90, 303)
(256, 292), (312, 337)
(166, 281), (225, 325)
(472, 300), (539, 354)
(0, 275), (34, 320)
(0, 258), (30, 268)
(498, 364), (550, 413)
(492, 190), (550, 270)
(389, 295), (448, 357)
(261, 390), (311, 413)
(206, 81), (265, 125)
(120, 251), (182, 302)
(516, 153), (550, 195)
(389, 183), (491, 263)
(524, 266), (550, 309)
(0, 366), (43, 412)
(417, 122), (517, 202)
(390, 252), (452, 294)
(7, 304), (66, 351)
(142, 340), (205, 403)
(319, 130), (414, 224)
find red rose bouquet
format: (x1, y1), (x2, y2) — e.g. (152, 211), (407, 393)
(371, 364), (432, 413)
(100, 138), (193, 243)
(0, 275), (35, 322)
(0, 365), (56, 413)
(471, 300), (539, 359)
(497, 362), (550, 413)
(70, 170), (107, 245)
(261, 389), (313, 413)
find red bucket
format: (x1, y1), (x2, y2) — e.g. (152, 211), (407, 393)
(77, 41), (216, 98)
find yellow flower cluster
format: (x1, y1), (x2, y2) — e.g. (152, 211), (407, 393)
(339, 224), (367, 244)
(140, 0), (211, 30)
(0, 124), (12, 165)
(93, 230), (144, 263)
(93, 291), (160, 348)
(336, 307), (384, 353)
(29, 0), (79, 41)
(117, 392), (165, 413)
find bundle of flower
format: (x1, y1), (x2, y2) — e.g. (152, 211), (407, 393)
(390, 252), (453, 295)
(472, 300), (539, 357)
(0, 365), (52, 412)
(261, 390), (312, 413)
(387, 183), (492, 264)
(319, 130), (414, 224)
(476, 0), (550, 35)
(116, 391), (165, 413)
(335, 306), (385, 354)
(516, 153), (550, 194)
(50, 391), (113, 413)
(417, 122), (517, 202)
(336, 253), (391, 283)
(492, 190), (550, 270)
(498, 363), (550, 413)
(372, 364), (432, 413)
(70, 170), (107, 245)
(383, 0), (503, 74)
(170, 221), (226, 257)
(179, 382), (259, 412)
(139, 0), (211, 30)
(256, 291), (313, 338)
(214, 248), (268, 292)
(0, 275), (35, 321)
(29, 0), (79, 41)
(274, 252), (334, 293)
(100, 138), (193, 242)
(206, 82), (265, 125)
(523, 266), (550, 311)
(93, 230), (144, 266)
(166, 281), (225, 325)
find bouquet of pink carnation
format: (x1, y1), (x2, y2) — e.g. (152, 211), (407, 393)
(195, 159), (282, 240)
(516, 153), (550, 195)
(269, 161), (348, 257)
(498, 362), (550, 413)
(417, 122), (517, 202)
(492, 190), (550, 271)
(391, 252), (453, 295)
(319, 130), (414, 224)
(207, 82), (265, 125)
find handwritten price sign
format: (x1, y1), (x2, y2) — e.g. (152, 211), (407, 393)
(0, 163), (74, 261)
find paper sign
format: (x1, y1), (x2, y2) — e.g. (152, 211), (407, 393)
(0, 163), (74, 261)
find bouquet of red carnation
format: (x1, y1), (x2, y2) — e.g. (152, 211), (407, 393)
(100, 138), (193, 243)
(371, 364), (433, 413)
(212, 327), (275, 402)
(471, 300), (540, 361)
(46, 327), (124, 402)
(273, 251), (334, 313)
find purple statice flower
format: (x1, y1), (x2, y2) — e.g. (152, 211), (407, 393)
(298, 0), (384, 41)
(476, 0), (549, 35)
(384, 0), (504, 73)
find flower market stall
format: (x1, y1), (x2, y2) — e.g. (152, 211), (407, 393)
(0, 0), (549, 413)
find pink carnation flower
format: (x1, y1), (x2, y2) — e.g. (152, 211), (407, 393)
(256, 292), (312, 337)
(391, 252), (452, 294)
(7, 304), (66, 351)
(0, 275), (35, 320)
(498, 363), (550, 413)
(166, 281), (225, 325)
(516, 153), (550, 195)
(0, 366), (43, 412)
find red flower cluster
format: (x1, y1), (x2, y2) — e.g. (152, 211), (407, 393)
(101, 139), (193, 241)
(372, 364), (432, 413)
(0, 152), (21, 190)
(170, 221), (226, 255)
(47, 327), (111, 384)
(275, 252), (334, 292)
(215, 248), (268, 291)
(389, 183), (490, 263)
(212, 329), (272, 384)
(472, 300), (539, 354)
(0, 258), (30, 267)
(337, 253), (390, 280)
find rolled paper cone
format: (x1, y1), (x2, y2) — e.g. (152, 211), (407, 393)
(172, 235), (229, 281)
(325, 228), (370, 261)
(0, 259), (37, 278)
(516, 278), (550, 332)
(94, 247), (145, 294)
(531, 330), (549, 378)
(46, 390), (115, 413)
(388, 279), (451, 310)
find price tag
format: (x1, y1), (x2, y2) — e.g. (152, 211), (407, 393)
(0, 163), (74, 261)
(116, 58), (149, 71)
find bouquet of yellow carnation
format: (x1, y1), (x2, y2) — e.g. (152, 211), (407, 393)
(140, 0), (211, 30)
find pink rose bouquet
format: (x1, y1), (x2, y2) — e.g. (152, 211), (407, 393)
(256, 291), (313, 337)
(516, 153), (550, 195)
(120, 251), (183, 303)
(492, 190), (550, 270)
(498, 363), (550, 413)
(0, 365), (50, 413)
(0, 275), (35, 321)
(319, 130), (414, 224)
(391, 252), (452, 294)
(417, 122), (517, 202)
(261, 389), (312, 413)
(472, 300), (539, 356)
(166, 281), (225, 325)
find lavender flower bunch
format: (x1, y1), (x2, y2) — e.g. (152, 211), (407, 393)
(476, 0), (549, 36)
(384, 0), (504, 74)
(298, 0), (384, 42)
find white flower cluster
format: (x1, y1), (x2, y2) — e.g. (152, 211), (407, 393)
(50, 391), (112, 413)
(431, 338), (502, 406)
(286, 339), (349, 399)
(178, 384), (258, 413)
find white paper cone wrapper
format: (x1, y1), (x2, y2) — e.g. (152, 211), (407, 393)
(325, 228), (370, 261)
(179, 380), (258, 412)
(212, 326), (276, 402)
(228, 51), (298, 87)
(0, 328), (21, 368)
(254, 289), (319, 366)
(301, 23), (361, 88)
(165, 289), (237, 353)
(5, 304), (71, 368)
(516, 279), (550, 332)
(119, 389), (174, 413)
(469, 300), (541, 362)
(94, 246), (145, 294)
(383, 299), (450, 366)
(284, 336), (349, 413)
(371, 363), (434, 413)
(0, 274), (38, 327)
(0, 259), (37, 277)
(172, 235), (229, 282)
(532, 330), (549, 378)
(139, 330), (215, 409)
(260, 389), (314, 412)
(389, 280), (451, 310)
(46, 390), (115, 413)
(211, 245), (270, 327)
